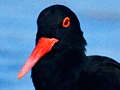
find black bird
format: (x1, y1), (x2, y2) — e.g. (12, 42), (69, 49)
(18, 5), (120, 90)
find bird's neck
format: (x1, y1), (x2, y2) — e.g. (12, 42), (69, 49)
(50, 45), (87, 69)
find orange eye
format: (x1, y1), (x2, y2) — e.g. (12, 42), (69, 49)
(62, 17), (70, 28)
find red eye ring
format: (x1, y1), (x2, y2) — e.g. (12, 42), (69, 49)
(62, 17), (70, 28)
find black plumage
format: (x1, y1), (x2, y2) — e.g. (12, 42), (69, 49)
(30, 5), (120, 90)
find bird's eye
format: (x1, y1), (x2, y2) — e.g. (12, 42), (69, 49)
(62, 17), (70, 28)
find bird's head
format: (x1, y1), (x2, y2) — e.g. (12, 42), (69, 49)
(17, 5), (86, 79)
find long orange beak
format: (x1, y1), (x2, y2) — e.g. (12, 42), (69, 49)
(17, 37), (58, 79)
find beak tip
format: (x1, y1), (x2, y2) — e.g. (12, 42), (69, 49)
(17, 74), (22, 80)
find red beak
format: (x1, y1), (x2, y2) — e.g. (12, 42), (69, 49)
(17, 37), (58, 79)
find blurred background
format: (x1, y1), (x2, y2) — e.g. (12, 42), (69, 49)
(0, 0), (120, 90)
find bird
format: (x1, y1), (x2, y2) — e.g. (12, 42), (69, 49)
(18, 5), (120, 90)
